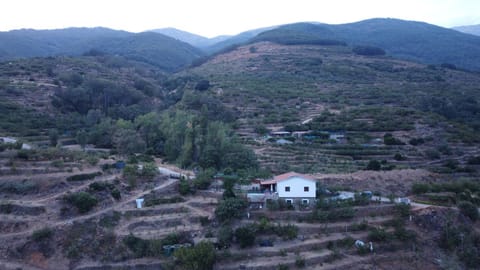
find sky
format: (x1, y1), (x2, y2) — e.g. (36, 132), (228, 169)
(2, 0), (480, 37)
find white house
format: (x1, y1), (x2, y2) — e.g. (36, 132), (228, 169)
(260, 172), (317, 205)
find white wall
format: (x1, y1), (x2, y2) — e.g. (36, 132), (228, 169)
(277, 176), (316, 198)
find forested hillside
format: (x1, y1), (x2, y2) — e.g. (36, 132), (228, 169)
(0, 28), (203, 72)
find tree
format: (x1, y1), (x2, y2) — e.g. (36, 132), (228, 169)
(235, 225), (256, 248)
(174, 241), (216, 270)
(193, 168), (215, 190)
(366, 160), (381, 171)
(76, 130), (88, 149)
(178, 177), (191, 195)
(48, 129), (59, 147)
(195, 80), (210, 91)
(215, 198), (247, 222)
(64, 192), (98, 213)
(217, 226), (233, 248)
(113, 128), (146, 155)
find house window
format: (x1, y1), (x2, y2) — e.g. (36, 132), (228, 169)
(304, 186), (309, 192)
(285, 199), (293, 205)
(302, 199), (309, 205)
(285, 186), (290, 192)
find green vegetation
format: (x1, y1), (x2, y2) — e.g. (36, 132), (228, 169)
(144, 196), (185, 207)
(67, 172), (102, 182)
(123, 232), (191, 258)
(412, 180), (480, 206)
(64, 191), (98, 213)
(235, 225), (256, 248)
(31, 227), (54, 242)
(215, 198), (247, 222)
(174, 241), (216, 270)
(0, 180), (38, 194)
(458, 201), (479, 221)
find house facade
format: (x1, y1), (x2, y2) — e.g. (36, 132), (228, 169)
(260, 172), (316, 205)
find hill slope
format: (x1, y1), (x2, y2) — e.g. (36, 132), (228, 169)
(177, 41), (480, 173)
(0, 28), (203, 72)
(251, 19), (480, 71)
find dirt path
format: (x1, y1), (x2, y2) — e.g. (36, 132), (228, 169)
(0, 178), (178, 240)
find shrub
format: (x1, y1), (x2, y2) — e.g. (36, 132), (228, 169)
(274, 224), (298, 240)
(295, 256), (306, 268)
(64, 192), (98, 213)
(366, 160), (381, 171)
(0, 180), (38, 194)
(179, 178), (192, 195)
(195, 80), (210, 91)
(174, 241), (216, 270)
(215, 198), (247, 222)
(31, 227), (53, 242)
(144, 196), (184, 207)
(110, 188), (121, 200)
(67, 172), (102, 182)
(217, 226), (233, 248)
(383, 133), (404, 145)
(235, 225), (256, 248)
(368, 227), (389, 242)
(458, 201), (479, 221)
(411, 183), (430, 194)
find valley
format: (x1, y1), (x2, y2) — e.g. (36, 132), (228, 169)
(0, 18), (480, 269)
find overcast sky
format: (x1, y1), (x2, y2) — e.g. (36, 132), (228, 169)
(2, 0), (479, 37)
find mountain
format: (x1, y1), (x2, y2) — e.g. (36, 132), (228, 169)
(453, 24), (480, 36)
(204, 26), (278, 53)
(0, 27), (203, 72)
(249, 19), (480, 71)
(150, 27), (230, 48)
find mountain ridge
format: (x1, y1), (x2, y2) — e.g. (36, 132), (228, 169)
(0, 27), (203, 72)
(453, 24), (480, 36)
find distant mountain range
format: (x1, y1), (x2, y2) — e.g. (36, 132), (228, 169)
(149, 27), (230, 48)
(0, 27), (203, 72)
(2, 18), (480, 71)
(453, 24), (480, 36)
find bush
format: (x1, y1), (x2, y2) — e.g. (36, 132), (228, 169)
(235, 225), (256, 248)
(412, 183), (430, 194)
(366, 160), (381, 171)
(111, 189), (121, 200)
(31, 227), (53, 242)
(217, 226), (233, 248)
(368, 227), (389, 242)
(64, 192), (98, 213)
(383, 133), (404, 145)
(215, 198), (247, 222)
(274, 224), (298, 240)
(179, 178), (192, 195)
(67, 172), (102, 182)
(194, 80), (210, 91)
(174, 241), (216, 270)
(458, 201), (479, 221)
(295, 256), (306, 268)
(144, 196), (184, 207)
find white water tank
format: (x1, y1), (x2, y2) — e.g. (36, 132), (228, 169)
(135, 198), (144, 209)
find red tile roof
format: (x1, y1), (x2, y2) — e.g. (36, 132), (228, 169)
(260, 172), (316, 185)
